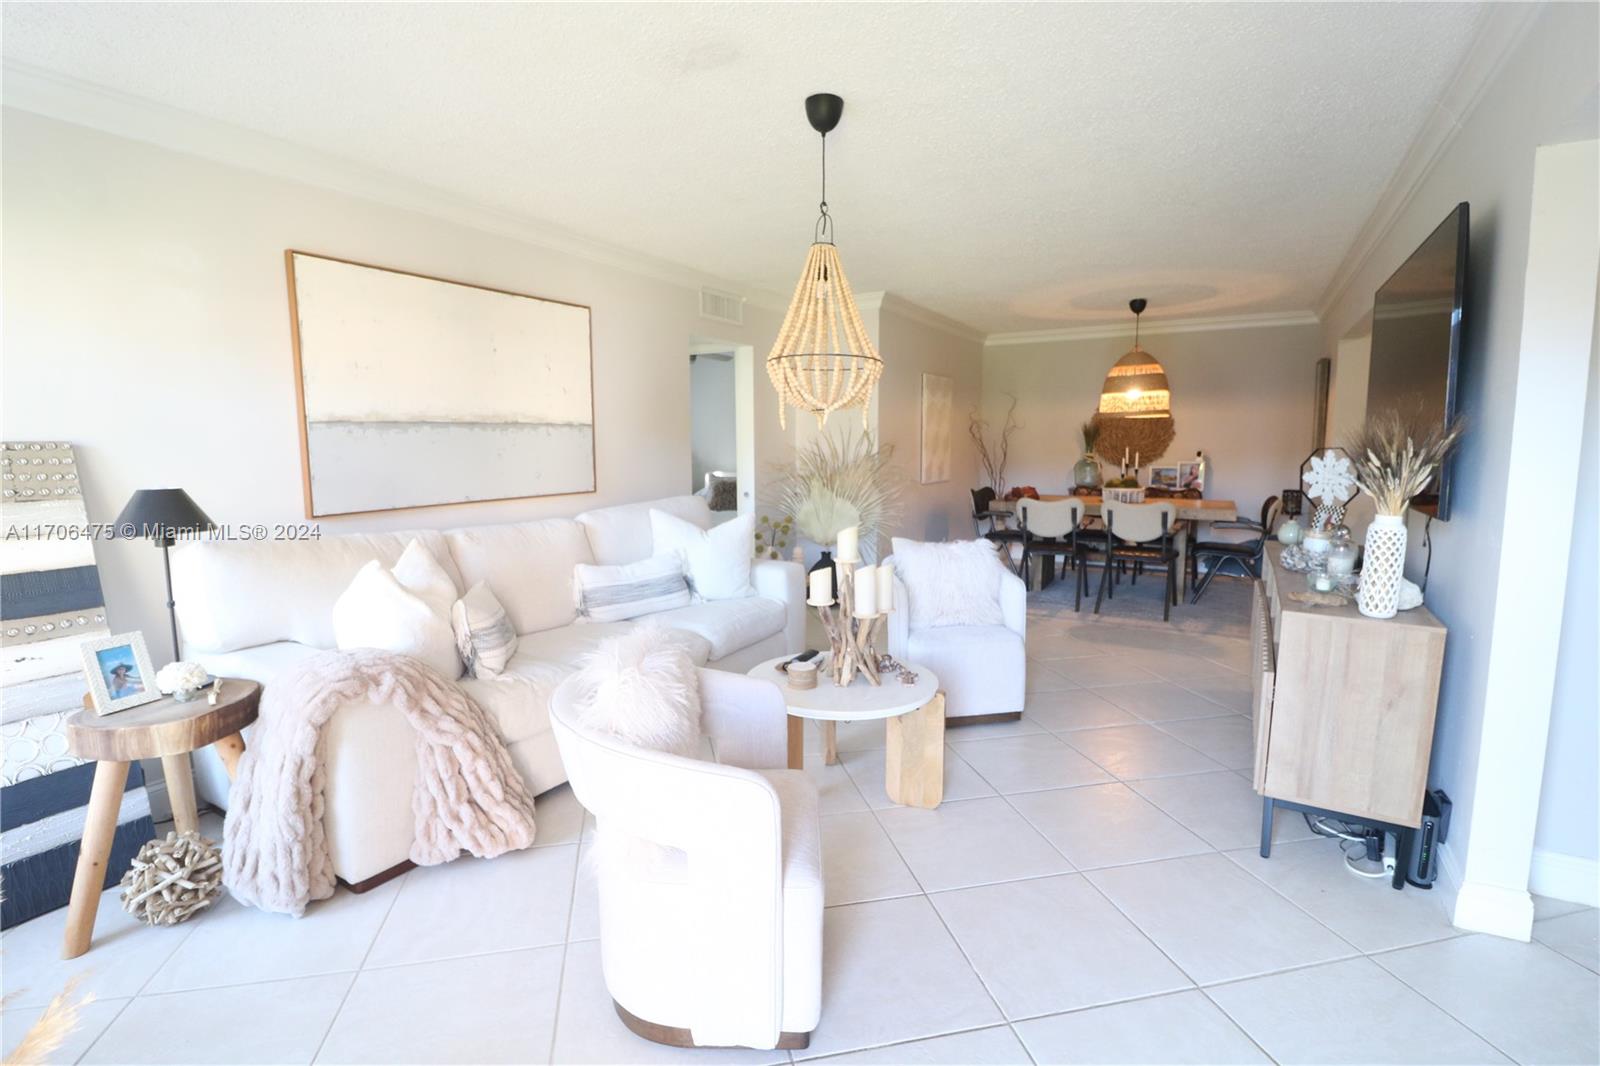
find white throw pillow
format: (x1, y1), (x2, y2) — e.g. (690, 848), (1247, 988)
(333, 560), (462, 678)
(451, 582), (519, 679)
(573, 553), (691, 623)
(649, 510), (755, 601)
(570, 622), (703, 757)
(392, 539), (459, 619)
(891, 537), (1008, 630)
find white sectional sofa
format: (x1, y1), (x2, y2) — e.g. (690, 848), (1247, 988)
(169, 495), (804, 887)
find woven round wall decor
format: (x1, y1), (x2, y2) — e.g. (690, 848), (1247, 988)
(1091, 414), (1177, 467)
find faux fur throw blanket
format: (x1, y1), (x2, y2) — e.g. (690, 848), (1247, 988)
(223, 648), (538, 916)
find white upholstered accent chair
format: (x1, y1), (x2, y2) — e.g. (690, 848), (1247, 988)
(885, 542), (1028, 724)
(549, 669), (822, 1051)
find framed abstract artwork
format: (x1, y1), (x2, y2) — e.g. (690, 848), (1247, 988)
(919, 372), (953, 484)
(286, 251), (596, 518)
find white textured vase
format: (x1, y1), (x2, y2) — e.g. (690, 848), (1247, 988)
(1358, 513), (1408, 619)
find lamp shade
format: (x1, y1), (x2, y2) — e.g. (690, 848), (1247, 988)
(115, 489), (215, 545)
(1097, 345), (1172, 418)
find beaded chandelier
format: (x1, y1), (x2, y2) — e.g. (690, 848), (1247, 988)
(1098, 298), (1172, 419)
(767, 94), (883, 429)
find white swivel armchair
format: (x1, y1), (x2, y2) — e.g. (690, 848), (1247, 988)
(886, 542), (1029, 724)
(549, 669), (822, 1051)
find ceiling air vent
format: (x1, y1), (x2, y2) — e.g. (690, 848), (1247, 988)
(700, 287), (745, 326)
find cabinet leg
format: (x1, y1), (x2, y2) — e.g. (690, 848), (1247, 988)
(1259, 796), (1275, 858)
(62, 759), (130, 959)
(161, 752), (200, 836)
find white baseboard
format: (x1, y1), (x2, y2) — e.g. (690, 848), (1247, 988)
(1438, 839), (1535, 941)
(1529, 848), (1600, 907)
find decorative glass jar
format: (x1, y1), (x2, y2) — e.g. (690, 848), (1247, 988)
(1073, 455), (1102, 489)
(1276, 516), (1304, 545)
(1302, 528), (1333, 558)
(1326, 530), (1359, 578)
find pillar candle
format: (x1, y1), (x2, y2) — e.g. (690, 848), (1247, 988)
(875, 563), (895, 612)
(807, 568), (835, 607)
(853, 564), (878, 617)
(1134, 451), (1140, 469)
(835, 525), (860, 564)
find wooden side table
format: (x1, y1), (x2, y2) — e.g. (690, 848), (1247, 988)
(61, 678), (260, 959)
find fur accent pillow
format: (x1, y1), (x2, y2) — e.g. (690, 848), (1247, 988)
(890, 537), (1008, 630)
(570, 622), (703, 757)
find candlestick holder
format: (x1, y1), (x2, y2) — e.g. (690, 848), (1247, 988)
(811, 559), (885, 687)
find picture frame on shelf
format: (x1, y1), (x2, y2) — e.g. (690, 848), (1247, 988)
(79, 631), (161, 716)
(1148, 465), (1180, 490)
(1177, 461), (1202, 492)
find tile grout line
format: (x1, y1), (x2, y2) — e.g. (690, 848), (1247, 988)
(545, 826), (587, 1066)
(308, 875), (406, 1065)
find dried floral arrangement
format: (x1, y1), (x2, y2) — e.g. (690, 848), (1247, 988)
(771, 430), (903, 546)
(969, 395), (1020, 494)
(1, 888), (88, 1066)
(753, 514), (794, 560)
(1091, 413), (1176, 466)
(1344, 409), (1465, 516)
(1080, 419), (1101, 457)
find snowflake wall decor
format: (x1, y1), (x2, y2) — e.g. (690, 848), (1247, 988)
(1302, 449), (1356, 505)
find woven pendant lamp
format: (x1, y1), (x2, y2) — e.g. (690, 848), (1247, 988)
(1098, 298), (1171, 419)
(767, 94), (883, 429)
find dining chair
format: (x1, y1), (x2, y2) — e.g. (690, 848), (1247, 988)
(971, 487), (1025, 570)
(1083, 500), (1181, 621)
(1017, 497), (1092, 589)
(1188, 495), (1280, 604)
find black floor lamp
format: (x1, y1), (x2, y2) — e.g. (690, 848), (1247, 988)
(115, 489), (215, 660)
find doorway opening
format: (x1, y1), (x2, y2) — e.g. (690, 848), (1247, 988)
(689, 340), (755, 522)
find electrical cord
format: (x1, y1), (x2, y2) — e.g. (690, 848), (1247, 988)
(1304, 813), (1393, 879)
(1421, 513), (1435, 593)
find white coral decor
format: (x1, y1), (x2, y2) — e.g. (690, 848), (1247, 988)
(1303, 450), (1356, 505)
(156, 661), (208, 698)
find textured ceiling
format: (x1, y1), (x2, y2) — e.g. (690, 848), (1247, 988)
(1, 2), (1489, 333)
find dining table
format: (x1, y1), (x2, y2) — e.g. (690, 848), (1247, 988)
(1001, 494), (1240, 596)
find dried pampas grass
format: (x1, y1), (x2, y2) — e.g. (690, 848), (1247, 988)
(1344, 409), (1465, 515)
(3, 978), (90, 1065)
(771, 429), (903, 546)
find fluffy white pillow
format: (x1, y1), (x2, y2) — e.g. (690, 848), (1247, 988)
(573, 553), (691, 623)
(649, 510), (755, 601)
(890, 537), (1008, 630)
(570, 622), (703, 757)
(333, 560), (462, 678)
(451, 581), (518, 678)
(392, 539), (459, 618)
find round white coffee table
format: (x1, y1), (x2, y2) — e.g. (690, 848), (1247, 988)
(748, 655), (945, 809)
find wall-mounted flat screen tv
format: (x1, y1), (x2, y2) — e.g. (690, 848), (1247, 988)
(1364, 202), (1468, 520)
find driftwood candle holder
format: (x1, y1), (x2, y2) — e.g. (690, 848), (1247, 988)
(813, 559), (886, 687)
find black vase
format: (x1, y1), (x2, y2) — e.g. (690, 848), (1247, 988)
(808, 550), (838, 600)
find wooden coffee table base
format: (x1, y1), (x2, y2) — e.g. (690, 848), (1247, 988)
(785, 693), (946, 810)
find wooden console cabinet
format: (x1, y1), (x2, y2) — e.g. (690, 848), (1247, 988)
(1252, 543), (1447, 830)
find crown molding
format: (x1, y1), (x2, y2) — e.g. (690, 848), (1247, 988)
(984, 309), (1320, 348)
(2, 60), (788, 312)
(1313, 4), (1541, 322)
(853, 291), (986, 345)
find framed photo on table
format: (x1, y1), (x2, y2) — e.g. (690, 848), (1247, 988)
(1148, 465), (1180, 490)
(79, 632), (161, 715)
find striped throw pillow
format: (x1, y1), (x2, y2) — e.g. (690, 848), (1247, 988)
(574, 554), (691, 624)
(450, 582), (518, 678)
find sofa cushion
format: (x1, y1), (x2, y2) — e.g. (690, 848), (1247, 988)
(576, 495), (710, 566)
(171, 530), (461, 654)
(444, 518), (595, 635)
(650, 510), (756, 601)
(510, 620), (710, 668)
(459, 652), (572, 748)
(649, 597), (786, 661)
(190, 641), (325, 683)
(332, 560), (462, 678)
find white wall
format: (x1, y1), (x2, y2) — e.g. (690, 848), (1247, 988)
(1, 108), (781, 660)
(1318, 3), (1599, 928)
(1532, 291), (1599, 905)
(874, 298), (986, 546)
(689, 354), (736, 491)
(982, 322), (1323, 524)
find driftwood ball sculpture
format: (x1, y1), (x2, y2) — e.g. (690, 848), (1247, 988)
(120, 831), (223, 926)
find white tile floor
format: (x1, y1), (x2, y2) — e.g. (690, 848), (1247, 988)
(3, 576), (1596, 1065)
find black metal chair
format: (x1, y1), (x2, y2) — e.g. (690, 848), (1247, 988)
(1188, 495), (1281, 604)
(1080, 501), (1181, 621)
(972, 488), (1025, 569)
